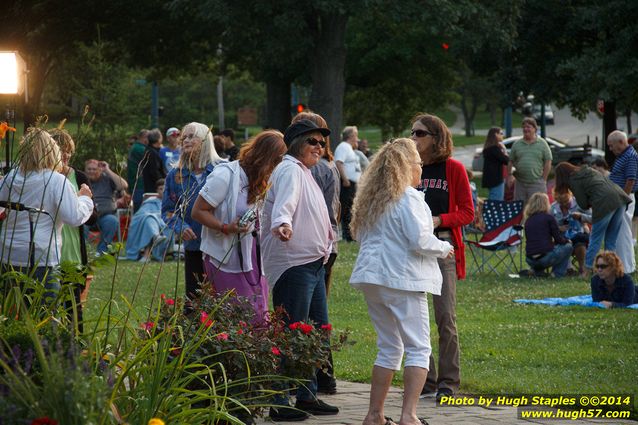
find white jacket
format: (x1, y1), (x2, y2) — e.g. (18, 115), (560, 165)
(199, 161), (255, 271)
(349, 187), (453, 295)
(0, 169), (94, 267)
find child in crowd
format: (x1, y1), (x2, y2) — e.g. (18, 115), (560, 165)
(550, 190), (592, 277)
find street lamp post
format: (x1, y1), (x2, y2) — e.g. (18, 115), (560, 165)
(0, 51), (27, 172)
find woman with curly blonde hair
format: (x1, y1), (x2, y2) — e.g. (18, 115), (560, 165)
(591, 251), (638, 308)
(350, 138), (454, 425)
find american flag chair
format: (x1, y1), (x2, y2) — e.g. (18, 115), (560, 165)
(464, 200), (525, 275)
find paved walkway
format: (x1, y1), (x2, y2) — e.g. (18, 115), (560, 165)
(256, 381), (634, 424)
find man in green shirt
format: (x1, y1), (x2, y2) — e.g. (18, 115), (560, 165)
(507, 117), (552, 203)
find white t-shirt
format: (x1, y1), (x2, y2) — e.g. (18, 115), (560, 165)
(334, 142), (362, 183)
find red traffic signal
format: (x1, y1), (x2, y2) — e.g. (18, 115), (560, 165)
(296, 103), (306, 113)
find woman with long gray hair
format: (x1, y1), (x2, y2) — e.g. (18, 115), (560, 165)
(162, 122), (224, 304)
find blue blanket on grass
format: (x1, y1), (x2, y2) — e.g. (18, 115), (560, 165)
(514, 295), (638, 309)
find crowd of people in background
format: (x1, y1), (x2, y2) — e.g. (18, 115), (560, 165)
(1, 111), (636, 425)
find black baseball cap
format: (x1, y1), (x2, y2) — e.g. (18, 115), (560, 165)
(283, 119), (331, 148)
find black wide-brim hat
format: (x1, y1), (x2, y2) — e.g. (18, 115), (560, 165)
(283, 119), (331, 148)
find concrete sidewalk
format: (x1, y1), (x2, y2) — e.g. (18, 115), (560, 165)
(256, 381), (634, 424)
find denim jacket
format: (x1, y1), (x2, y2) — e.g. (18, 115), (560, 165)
(162, 164), (215, 251)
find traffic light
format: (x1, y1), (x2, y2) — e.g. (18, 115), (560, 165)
(296, 103), (306, 113)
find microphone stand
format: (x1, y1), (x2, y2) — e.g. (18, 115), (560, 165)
(28, 209), (37, 271)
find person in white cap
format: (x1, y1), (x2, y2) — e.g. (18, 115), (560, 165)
(160, 127), (181, 172)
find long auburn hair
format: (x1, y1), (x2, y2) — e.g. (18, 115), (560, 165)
(554, 162), (580, 194)
(350, 138), (418, 239)
(483, 127), (502, 149)
(239, 130), (286, 204)
(411, 113), (453, 164)
(291, 111), (333, 161)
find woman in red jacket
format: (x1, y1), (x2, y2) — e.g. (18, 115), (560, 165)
(410, 113), (474, 401)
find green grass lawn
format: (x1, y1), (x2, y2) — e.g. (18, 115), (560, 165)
(86, 243), (637, 417)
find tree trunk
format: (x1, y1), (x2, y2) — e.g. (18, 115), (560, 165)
(309, 12), (348, 134)
(603, 100), (617, 166)
(265, 77), (291, 132)
(461, 93), (477, 137)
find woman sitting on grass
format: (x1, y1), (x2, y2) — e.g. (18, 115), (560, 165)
(125, 179), (171, 262)
(524, 192), (573, 277)
(349, 138), (454, 425)
(591, 251), (638, 308)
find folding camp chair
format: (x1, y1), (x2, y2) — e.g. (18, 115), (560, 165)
(464, 200), (524, 275)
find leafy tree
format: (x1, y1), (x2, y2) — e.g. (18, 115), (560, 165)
(0, 0), (99, 127)
(446, 0), (522, 136)
(345, 1), (460, 138)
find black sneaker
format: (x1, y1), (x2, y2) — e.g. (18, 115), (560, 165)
(316, 376), (337, 395)
(295, 398), (339, 415)
(269, 406), (309, 422)
(435, 388), (454, 402)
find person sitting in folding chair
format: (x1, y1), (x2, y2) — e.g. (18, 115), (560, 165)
(524, 192), (573, 277)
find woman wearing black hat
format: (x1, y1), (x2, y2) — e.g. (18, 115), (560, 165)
(261, 119), (339, 421)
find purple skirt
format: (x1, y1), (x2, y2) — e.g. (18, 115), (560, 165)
(203, 240), (269, 321)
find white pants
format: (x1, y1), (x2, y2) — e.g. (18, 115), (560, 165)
(358, 283), (431, 371)
(616, 194), (636, 273)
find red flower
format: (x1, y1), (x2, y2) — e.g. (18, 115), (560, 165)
(216, 332), (229, 341)
(160, 293), (166, 299)
(239, 320), (247, 327)
(141, 321), (155, 331)
(271, 346), (281, 356)
(165, 298), (175, 306)
(200, 311), (213, 328)
(321, 324), (333, 331)
(442, 42), (449, 50)
(288, 322), (300, 330)
(300, 323), (314, 335)
(237, 329), (244, 335)
(31, 418), (58, 425)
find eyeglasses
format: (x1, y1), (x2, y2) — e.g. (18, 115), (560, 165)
(305, 138), (327, 148)
(596, 264), (609, 270)
(411, 129), (435, 138)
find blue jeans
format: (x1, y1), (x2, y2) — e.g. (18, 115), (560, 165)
(526, 243), (573, 277)
(97, 214), (119, 254)
(488, 182), (505, 201)
(586, 207), (625, 269)
(272, 258), (328, 402)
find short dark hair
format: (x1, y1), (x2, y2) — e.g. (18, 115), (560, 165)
(221, 128), (235, 141)
(156, 178), (166, 187)
(147, 128), (162, 146)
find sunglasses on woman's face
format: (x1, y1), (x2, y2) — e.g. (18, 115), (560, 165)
(596, 263), (609, 270)
(305, 137), (326, 148)
(411, 129), (435, 138)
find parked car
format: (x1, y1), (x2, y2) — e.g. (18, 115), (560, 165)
(471, 136), (605, 172)
(532, 104), (555, 125)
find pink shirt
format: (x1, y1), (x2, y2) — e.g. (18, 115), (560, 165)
(261, 155), (333, 287)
